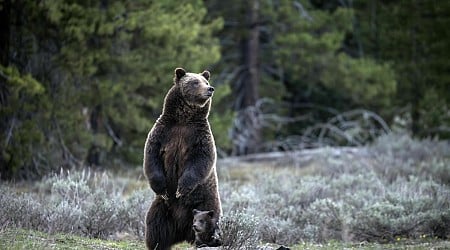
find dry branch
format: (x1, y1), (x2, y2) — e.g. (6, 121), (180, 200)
(230, 98), (391, 154)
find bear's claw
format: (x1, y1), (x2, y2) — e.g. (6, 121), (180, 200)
(160, 191), (169, 201)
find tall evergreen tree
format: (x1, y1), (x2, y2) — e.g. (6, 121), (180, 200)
(353, 0), (450, 137)
(206, 0), (397, 153)
(0, 0), (222, 179)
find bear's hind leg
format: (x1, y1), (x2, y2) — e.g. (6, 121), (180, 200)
(145, 199), (173, 250)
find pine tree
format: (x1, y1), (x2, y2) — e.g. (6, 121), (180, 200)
(353, 0), (450, 137)
(0, 0), (222, 179)
(206, 0), (398, 153)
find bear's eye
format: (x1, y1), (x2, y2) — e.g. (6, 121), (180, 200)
(192, 80), (199, 86)
(199, 219), (204, 223)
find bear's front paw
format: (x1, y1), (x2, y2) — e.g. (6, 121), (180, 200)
(160, 190), (169, 201)
(175, 189), (182, 199)
(176, 186), (190, 199)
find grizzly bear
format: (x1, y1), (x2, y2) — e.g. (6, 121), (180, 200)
(192, 209), (222, 248)
(143, 67), (222, 250)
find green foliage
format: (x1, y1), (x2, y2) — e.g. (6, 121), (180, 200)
(205, 0), (400, 150)
(0, 65), (50, 178)
(205, 0), (448, 151)
(41, 0), (223, 164)
(2, 0), (449, 182)
(0, 66), (44, 95)
(353, 0), (450, 137)
(419, 88), (450, 137)
(320, 55), (396, 109)
(1, 0), (223, 178)
(274, 2), (396, 112)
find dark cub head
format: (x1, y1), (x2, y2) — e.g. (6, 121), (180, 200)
(192, 209), (215, 233)
(192, 209), (222, 247)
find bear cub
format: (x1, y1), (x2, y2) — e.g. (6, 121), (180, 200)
(192, 209), (222, 248)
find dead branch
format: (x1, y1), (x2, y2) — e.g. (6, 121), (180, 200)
(4, 116), (16, 147)
(54, 119), (82, 167)
(103, 119), (123, 147)
(293, 1), (313, 21)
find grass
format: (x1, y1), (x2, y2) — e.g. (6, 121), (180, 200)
(1, 229), (449, 250)
(0, 228), (145, 250)
(290, 240), (450, 250)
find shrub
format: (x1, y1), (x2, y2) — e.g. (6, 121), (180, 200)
(220, 134), (450, 244)
(350, 177), (450, 242)
(220, 210), (260, 250)
(45, 199), (83, 234)
(300, 199), (350, 242)
(0, 186), (45, 231)
(259, 217), (300, 245)
(1, 133), (449, 246)
(118, 189), (150, 239)
(0, 169), (152, 239)
(370, 133), (450, 184)
(79, 190), (124, 238)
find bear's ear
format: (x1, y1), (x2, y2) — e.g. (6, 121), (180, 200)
(175, 68), (186, 80)
(207, 210), (214, 217)
(193, 209), (200, 215)
(201, 70), (210, 81)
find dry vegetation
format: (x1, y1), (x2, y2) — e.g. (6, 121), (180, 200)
(1, 133), (449, 249)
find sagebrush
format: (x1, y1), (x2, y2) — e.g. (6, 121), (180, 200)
(0, 169), (152, 239)
(1, 133), (449, 245)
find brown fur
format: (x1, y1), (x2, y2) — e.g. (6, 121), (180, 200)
(143, 68), (221, 250)
(192, 209), (222, 248)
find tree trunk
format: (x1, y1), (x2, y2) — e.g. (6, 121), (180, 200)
(0, 0), (11, 104)
(87, 105), (102, 167)
(0, 0), (10, 66)
(231, 0), (261, 155)
(409, 1), (422, 136)
(0, 0), (11, 179)
(244, 0), (260, 109)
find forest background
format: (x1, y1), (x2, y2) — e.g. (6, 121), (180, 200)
(1, 0), (449, 180)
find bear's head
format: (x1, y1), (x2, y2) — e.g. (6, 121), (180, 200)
(192, 209), (215, 233)
(192, 209), (222, 247)
(174, 68), (214, 108)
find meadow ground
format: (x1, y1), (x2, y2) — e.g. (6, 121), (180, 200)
(0, 134), (449, 249)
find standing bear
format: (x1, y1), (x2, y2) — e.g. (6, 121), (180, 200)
(143, 67), (222, 250)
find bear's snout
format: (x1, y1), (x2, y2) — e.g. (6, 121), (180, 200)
(206, 86), (215, 96)
(193, 224), (200, 232)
